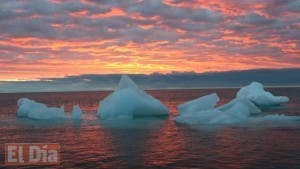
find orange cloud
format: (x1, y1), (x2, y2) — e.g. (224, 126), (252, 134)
(0, 0), (299, 81)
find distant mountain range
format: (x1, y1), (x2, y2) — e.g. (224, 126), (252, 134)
(1, 68), (299, 93)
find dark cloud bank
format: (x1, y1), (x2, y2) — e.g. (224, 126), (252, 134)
(1, 68), (299, 93)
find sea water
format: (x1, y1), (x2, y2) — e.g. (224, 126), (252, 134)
(0, 88), (299, 168)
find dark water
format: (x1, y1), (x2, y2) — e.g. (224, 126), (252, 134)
(0, 88), (299, 169)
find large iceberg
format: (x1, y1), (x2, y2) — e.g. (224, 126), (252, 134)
(236, 82), (289, 106)
(175, 95), (261, 125)
(97, 75), (169, 119)
(17, 98), (66, 120)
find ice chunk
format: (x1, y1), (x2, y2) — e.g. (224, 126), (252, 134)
(209, 103), (250, 124)
(97, 75), (169, 119)
(218, 98), (261, 115)
(17, 98), (47, 117)
(178, 93), (219, 115)
(213, 99), (261, 123)
(175, 109), (224, 125)
(116, 75), (139, 91)
(72, 105), (83, 120)
(17, 98), (66, 120)
(27, 107), (65, 120)
(175, 96), (261, 125)
(236, 82), (289, 106)
(258, 114), (300, 121)
(175, 95), (299, 125)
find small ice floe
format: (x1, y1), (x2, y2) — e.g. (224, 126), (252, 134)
(97, 75), (169, 119)
(236, 82), (289, 106)
(17, 98), (66, 120)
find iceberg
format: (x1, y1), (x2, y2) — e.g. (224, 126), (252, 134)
(175, 93), (298, 125)
(175, 94), (262, 125)
(218, 98), (261, 115)
(71, 105), (83, 120)
(97, 75), (169, 119)
(178, 93), (219, 115)
(17, 98), (48, 117)
(212, 98), (261, 123)
(236, 82), (289, 106)
(175, 109), (224, 125)
(27, 106), (65, 120)
(17, 98), (66, 120)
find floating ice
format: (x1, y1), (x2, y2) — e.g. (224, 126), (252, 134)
(27, 107), (65, 120)
(97, 75), (169, 119)
(17, 98), (66, 120)
(175, 109), (223, 125)
(17, 98), (47, 117)
(236, 82), (289, 106)
(258, 114), (300, 122)
(178, 93), (219, 115)
(218, 98), (261, 115)
(175, 93), (299, 125)
(175, 94), (262, 125)
(214, 98), (261, 123)
(116, 74), (139, 91)
(72, 105), (83, 120)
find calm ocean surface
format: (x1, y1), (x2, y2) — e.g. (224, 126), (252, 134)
(0, 88), (299, 169)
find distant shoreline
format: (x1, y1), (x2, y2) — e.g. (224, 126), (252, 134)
(1, 85), (299, 94)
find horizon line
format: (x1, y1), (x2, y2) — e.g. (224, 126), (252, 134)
(1, 67), (299, 82)
(1, 85), (300, 94)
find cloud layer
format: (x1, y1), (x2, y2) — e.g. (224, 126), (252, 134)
(0, 0), (299, 80)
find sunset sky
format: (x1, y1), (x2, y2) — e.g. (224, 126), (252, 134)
(0, 0), (299, 81)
